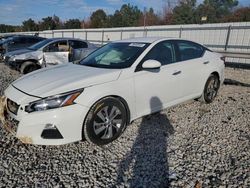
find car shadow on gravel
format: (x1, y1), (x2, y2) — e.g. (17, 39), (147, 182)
(115, 97), (174, 187)
(224, 78), (250, 87)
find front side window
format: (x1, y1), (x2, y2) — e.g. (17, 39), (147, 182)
(142, 41), (176, 66)
(80, 42), (149, 69)
(177, 41), (204, 61)
(44, 41), (68, 52)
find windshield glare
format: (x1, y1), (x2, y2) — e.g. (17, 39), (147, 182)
(28, 39), (53, 50)
(80, 42), (149, 69)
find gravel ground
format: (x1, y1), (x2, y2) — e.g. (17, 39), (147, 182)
(0, 63), (249, 187)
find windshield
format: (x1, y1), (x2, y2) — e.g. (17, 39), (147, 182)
(80, 42), (149, 69)
(28, 39), (53, 50)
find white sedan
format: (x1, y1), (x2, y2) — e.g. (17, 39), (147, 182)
(2, 37), (224, 145)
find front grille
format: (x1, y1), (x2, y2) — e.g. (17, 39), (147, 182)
(7, 99), (19, 115)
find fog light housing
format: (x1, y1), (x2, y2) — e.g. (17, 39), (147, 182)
(41, 124), (63, 139)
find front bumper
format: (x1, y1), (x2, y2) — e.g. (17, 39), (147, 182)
(4, 59), (22, 70)
(2, 88), (90, 145)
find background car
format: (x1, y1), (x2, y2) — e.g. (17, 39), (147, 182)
(4, 38), (97, 74)
(3, 37), (224, 146)
(0, 35), (45, 60)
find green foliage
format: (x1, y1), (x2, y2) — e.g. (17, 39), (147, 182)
(203, 0), (238, 19)
(0, 24), (19, 33)
(223, 7), (250, 22)
(22, 18), (38, 31)
(90, 9), (108, 28)
(39, 16), (57, 30)
(172, 0), (197, 24)
(109, 4), (143, 27)
(64, 19), (81, 29)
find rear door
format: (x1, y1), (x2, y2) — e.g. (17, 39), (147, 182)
(69, 40), (89, 62)
(174, 40), (207, 99)
(43, 40), (69, 66)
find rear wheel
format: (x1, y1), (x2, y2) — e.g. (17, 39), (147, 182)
(200, 74), (220, 103)
(83, 97), (127, 145)
(20, 61), (38, 74)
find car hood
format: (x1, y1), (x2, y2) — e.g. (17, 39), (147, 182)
(6, 48), (34, 56)
(12, 63), (121, 98)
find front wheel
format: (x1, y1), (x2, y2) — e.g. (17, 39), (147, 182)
(83, 97), (127, 145)
(20, 61), (38, 74)
(200, 74), (220, 103)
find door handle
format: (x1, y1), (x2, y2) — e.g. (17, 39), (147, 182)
(172, 71), (181, 75)
(203, 61), (210, 64)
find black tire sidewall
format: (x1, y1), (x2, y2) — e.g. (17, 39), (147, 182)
(83, 98), (127, 145)
(21, 61), (37, 74)
(203, 75), (220, 103)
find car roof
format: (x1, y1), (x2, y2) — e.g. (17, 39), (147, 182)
(114, 37), (176, 44)
(48, 37), (87, 41)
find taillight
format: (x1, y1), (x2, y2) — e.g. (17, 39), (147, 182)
(220, 56), (225, 63)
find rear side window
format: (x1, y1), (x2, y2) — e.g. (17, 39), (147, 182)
(177, 41), (204, 61)
(69, 40), (88, 49)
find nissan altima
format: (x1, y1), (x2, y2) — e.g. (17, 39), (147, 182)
(2, 37), (224, 145)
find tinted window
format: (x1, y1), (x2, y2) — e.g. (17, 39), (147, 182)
(177, 41), (204, 61)
(143, 41), (176, 66)
(26, 37), (42, 43)
(69, 40), (88, 49)
(12, 37), (25, 44)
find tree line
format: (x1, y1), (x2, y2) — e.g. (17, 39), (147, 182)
(1, 0), (249, 33)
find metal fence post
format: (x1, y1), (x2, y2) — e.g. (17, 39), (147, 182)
(120, 30), (123, 40)
(85, 31), (88, 41)
(52, 31), (54, 38)
(72, 31), (75, 38)
(225, 25), (232, 51)
(101, 30), (104, 44)
(62, 31), (64, 38)
(179, 27), (182, 38)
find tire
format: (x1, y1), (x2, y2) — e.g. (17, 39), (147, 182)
(83, 97), (128, 146)
(20, 61), (38, 74)
(199, 74), (220, 104)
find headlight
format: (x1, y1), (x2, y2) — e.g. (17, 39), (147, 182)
(25, 89), (83, 113)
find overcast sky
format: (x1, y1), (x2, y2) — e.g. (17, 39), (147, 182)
(0, 0), (249, 25)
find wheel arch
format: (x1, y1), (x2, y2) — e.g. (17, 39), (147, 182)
(81, 95), (131, 141)
(24, 59), (41, 68)
(85, 95), (131, 125)
(211, 71), (220, 84)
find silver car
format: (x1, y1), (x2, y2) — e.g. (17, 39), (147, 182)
(4, 38), (97, 74)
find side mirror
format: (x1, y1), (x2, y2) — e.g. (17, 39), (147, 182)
(142, 60), (161, 69)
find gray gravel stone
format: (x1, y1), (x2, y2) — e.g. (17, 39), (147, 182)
(0, 63), (249, 187)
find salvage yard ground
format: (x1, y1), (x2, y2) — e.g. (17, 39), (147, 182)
(0, 62), (249, 187)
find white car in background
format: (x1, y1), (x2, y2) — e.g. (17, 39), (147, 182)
(2, 37), (224, 145)
(3, 38), (97, 74)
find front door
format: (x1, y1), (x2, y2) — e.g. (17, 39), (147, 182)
(134, 40), (183, 117)
(43, 40), (69, 66)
